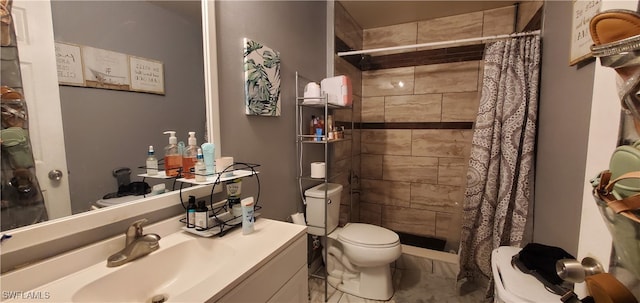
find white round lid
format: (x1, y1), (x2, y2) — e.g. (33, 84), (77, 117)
(338, 223), (399, 247)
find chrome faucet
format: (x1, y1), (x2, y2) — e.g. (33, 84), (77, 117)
(107, 218), (160, 267)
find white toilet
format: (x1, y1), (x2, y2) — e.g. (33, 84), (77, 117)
(305, 183), (402, 301)
(491, 246), (562, 303)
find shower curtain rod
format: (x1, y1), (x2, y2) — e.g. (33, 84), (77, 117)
(337, 30), (541, 57)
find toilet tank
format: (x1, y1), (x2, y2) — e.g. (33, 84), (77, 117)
(304, 183), (343, 236)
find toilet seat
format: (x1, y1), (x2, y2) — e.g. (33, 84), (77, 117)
(338, 223), (400, 248)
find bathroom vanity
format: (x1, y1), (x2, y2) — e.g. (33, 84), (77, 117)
(0, 217), (307, 302)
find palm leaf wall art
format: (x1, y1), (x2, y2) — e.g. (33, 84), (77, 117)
(243, 38), (281, 116)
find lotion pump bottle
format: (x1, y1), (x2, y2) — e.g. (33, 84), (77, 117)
(146, 145), (158, 176)
(163, 131), (181, 177)
(194, 148), (206, 182)
(182, 132), (198, 179)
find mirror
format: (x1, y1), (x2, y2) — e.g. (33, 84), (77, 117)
(1, 0), (219, 231)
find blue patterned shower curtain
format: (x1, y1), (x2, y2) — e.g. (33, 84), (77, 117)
(457, 34), (541, 298)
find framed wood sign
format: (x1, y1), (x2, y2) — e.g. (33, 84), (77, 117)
(81, 46), (130, 91)
(54, 42), (85, 86)
(129, 56), (165, 95)
(569, 0), (602, 66)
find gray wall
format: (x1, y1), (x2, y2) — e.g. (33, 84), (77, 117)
(534, 1), (595, 255)
(51, 1), (206, 213)
(216, 1), (327, 221)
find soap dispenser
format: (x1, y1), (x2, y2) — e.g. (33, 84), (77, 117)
(182, 132), (198, 179)
(163, 131), (181, 177)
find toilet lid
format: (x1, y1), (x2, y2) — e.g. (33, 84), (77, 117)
(338, 223), (399, 248)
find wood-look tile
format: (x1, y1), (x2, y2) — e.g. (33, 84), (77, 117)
(363, 22), (417, 56)
(350, 190), (361, 222)
(361, 129), (412, 156)
(435, 211), (463, 252)
(410, 183), (464, 213)
(362, 67), (415, 97)
(359, 202), (382, 225)
(415, 61), (479, 94)
(381, 205), (436, 237)
(332, 139), (352, 162)
(340, 204), (350, 227)
(361, 154), (383, 180)
(335, 1), (363, 51)
(483, 6), (516, 36)
(382, 155), (438, 184)
(442, 92), (479, 122)
(385, 94), (442, 123)
(438, 157), (469, 186)
(411, 129), (473, 158)
(361, 96), (385, 122)
(335, 55), (362, 97)
(352, 130), (361, 156)
(361, 179), (410, 207)
(417, 12), (483, 46)
(478, 61), (485, 92)
(516, 1), (544, 32)
(333, 95), (358, 123)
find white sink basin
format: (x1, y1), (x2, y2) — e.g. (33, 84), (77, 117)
(71, 233), (235, 302)
(6, 232), (235, 303)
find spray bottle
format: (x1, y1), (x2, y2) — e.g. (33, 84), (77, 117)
(163, 131), (181, 177)
(194, 148), (206, 182)
(183, 132), (198, 179)
(145, 145), (158, 176)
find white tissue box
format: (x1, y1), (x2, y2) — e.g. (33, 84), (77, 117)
(320, 75), (352, 107)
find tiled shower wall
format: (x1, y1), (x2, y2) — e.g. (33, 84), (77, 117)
(335, 4), (515, 253)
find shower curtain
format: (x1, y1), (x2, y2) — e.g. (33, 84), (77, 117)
(457, 34), (541, 298)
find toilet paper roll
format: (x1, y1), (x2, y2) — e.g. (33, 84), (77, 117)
(291, 212), (306, 225)
(310, 162), (326, 179)
(215, 157), (234, 177)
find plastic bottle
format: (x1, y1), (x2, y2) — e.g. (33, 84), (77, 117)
(163, 131), (182, 177)
(186, 195), (197, 228)
(241, 197), (255, 235)
(201, 143), (215, 175)
(146, 145), (158, 176)
(195, 200), (208, 231)
(182, 132), (198, 179)
(195, 148), (207, 182)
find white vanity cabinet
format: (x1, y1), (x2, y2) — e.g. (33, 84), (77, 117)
(215, 234), (307, 303)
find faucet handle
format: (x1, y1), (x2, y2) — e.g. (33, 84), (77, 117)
(130, 218), (148, 234)
(125, 218), (148, 245)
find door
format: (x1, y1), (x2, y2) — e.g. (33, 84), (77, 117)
(11, 0), (71, 219)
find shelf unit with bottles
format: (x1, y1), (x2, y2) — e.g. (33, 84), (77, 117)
(139, 162), (261, 237)
(295, 72), (353, 302)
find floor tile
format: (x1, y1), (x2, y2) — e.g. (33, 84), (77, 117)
(309, 255), (485, 303)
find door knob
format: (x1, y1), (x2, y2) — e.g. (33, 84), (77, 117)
(48, 169), (63, 181)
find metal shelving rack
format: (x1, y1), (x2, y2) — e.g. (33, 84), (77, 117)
(139, 163), (261, 238)
(295, 72), (352, 302)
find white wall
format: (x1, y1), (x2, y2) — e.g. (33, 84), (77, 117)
(537, 0), (637, 297)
